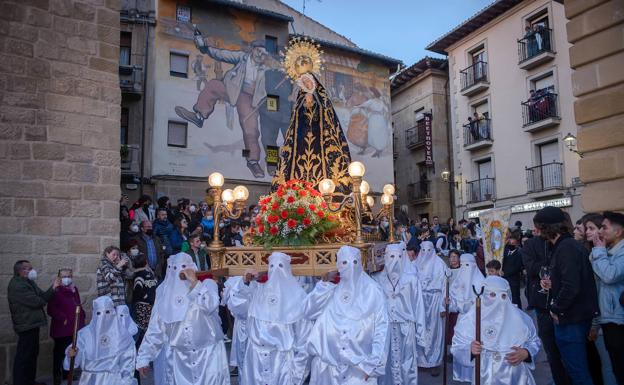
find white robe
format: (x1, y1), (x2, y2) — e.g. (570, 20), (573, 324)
(228, 279), (312, 385)
(450, 254), (485, 382)
(372, 272), (426, 385)
(415, 242), (449, 368)
(136, 279), (230, 385)
(451, 276), (541, 385)
(223, 276), (248, 368)
(303, 281), (389, 385)
(63, 341), (137, 385)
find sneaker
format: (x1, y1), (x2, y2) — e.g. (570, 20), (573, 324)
(247, 161), (265, 178)
(175, 106), (204, 128)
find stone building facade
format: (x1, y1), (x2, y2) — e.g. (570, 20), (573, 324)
(563, 0), (624, 212)
(391, 57), (452, 223)
(0, 0), (121, 381)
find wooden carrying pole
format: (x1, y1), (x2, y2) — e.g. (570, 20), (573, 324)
(443, 271), (451, 385)
(472, 285), (484, 385)
(67, 306), (81, 385)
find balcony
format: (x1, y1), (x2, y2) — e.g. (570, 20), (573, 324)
(408, 181), (432, 204)
(526, 162), (564, 197)
(466, 177), (495, 205)
(518, 27), (555, 70)
(522, 92), (561, 133)
(463, 118), (493, 151)
(405, 124), (426, 150)
(460, 61), (489, 96)
(121, 144), (141, 175)
(119, 65), (143, 95)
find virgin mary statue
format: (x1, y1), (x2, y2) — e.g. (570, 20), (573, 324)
(271, 38), (352, 194)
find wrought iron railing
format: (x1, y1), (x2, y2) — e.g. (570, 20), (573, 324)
(463, 118), (492, 146)
(466, 177), (495, 203)
(405, 124), (426, 149)
(460, 61), (488, 90)
(526, 162), (563, 193)
(408, 181), (431, 202)
(518, 27), (554, 63)
(521, 92), (559, 126)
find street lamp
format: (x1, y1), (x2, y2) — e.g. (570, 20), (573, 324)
(441, 168), (459, 189)
(563, 133), (584, 158)
(207, 172), (249, 248)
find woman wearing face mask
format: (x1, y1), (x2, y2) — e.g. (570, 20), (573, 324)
(96, 246), (132, 306)
(47, 269), (86, 385)
(170, 213), (190, 254)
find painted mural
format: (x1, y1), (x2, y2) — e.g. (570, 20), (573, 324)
(152, 3), (394, 190)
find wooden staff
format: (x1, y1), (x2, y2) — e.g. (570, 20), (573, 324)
(443, 270), (452, 385)
(67, 305), (81, 385)
(472, 285), (484, 385)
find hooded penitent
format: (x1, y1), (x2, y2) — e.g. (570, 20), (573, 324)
(152, 252), (198, 324)
(451, 276), (541, 385)
(449, 253), (485, 314)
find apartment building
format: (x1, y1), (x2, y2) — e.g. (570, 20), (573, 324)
(427, 0), (584, 225)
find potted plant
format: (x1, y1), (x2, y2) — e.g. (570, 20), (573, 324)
(120, 144), (130, 162)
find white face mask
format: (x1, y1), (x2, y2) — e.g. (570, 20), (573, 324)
(189, 205), (197, 213)
(130, 248), (140, 257)
(27, 269), (37, 281)
(130, 224), (139, 233)
(62, 277), (73, 286)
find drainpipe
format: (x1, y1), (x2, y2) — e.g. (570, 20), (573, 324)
(139, 14), (150, 196)
(443, 55), (455, 220)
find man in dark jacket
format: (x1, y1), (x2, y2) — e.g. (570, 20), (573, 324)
(8, 260), (59, 385)
(522, 231), (570, 385)
(133, 220), (168, 280)
(536, 206), (599, 385)
(503, 229), (524, 308)
(153, 208), (174, 256)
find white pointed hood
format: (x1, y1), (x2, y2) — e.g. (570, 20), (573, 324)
(116, 304), (138, 337)
(330, 245), (385, 320)
(248, 252), (307, 324)
(449, 253), (485, 308)
(153, 252), (197, 324)
(79, 296), (125, 360)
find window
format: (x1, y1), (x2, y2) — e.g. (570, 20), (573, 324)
(167, 121), (187, 147)
(170, 52), (189, 78)
(266, 95), (279, 111)
(176, 5), (191, 22)
(539, 141), (559, 164)
(532, 72), (555, 93)
(120, 108), (129, 145)
(265, 35), (278, 55)
(120, 32), (131, 66)
(478, 159), (492, 180)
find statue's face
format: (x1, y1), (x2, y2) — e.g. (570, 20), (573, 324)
(300, 75), (315, 91)
(252, 47), (267, 63)
(294, 55), (313, 75)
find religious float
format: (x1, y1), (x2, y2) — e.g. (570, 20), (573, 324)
(202, 37), (396, 276)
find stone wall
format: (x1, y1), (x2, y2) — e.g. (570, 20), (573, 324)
(0, 0), (121, 382)
(565, 0), (624, 211)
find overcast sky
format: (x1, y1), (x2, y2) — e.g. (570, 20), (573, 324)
(281, 0), (494, 65)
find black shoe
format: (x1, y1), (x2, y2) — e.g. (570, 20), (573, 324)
(175, 106), (204, 128)
(430, 366), (441, 377)
(247, 161), (265, 178)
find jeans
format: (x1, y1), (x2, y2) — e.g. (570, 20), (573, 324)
(602, 323), (624, 385)
(13, 327), (40, 385)
(536, 310), (570, 385)
(554, 320), (595, 385)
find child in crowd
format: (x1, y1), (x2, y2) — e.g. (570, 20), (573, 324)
(486, 260), (502, 276)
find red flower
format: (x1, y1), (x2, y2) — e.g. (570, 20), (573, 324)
(280, 210), (289, 219)
(296, 207), (305, 215)
(309, 204), (317, 211)
(310, 190), (321, 197)
(277, 189), (285, 197)
(298, 190), (307, 197)
(270, 226), (278, 235)
(287, 218), (297, 228)
(328, 214), (335, 221)
(292, 185), (299, 191)
(320, 201), (328, 209)
(303, 218), (311, 226)
(287, 196), (295, 203)
(272, 202), (280, 210)
(255, 216), (262, 225)
(258, 225), (265, 233)
(260, 205), (267, 212)
(317, 211), (325, 218)
(267, 215), (279, 224)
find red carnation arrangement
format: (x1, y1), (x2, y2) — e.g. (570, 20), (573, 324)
(253, 179), (339, 247)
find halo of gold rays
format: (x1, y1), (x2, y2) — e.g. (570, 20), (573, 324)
(281, 36), (324, 82)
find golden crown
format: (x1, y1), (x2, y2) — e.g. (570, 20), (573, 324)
(281, 36), (324, 82)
